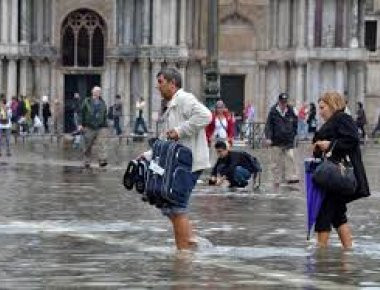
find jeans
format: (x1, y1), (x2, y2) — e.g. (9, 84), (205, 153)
(161, 171), (202, 217)
(134, 117), (148, 134)
(0, 129), (11, 153)
(113, 116), (122, 135)
(233, 166), (251, 187)
(298, 120), (308, 139)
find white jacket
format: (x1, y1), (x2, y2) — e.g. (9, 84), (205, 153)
(146, 89), (212, 172)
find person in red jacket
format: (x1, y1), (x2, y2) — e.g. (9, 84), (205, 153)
(206, 100), (234, 147)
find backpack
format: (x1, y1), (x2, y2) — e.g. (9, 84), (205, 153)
(107, 105), (114, 120)
(0, 106), (9, 125)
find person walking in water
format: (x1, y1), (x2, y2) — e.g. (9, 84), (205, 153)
(140, 68), (211, 250)
(265, 93), (299, 187)
(78, 86), (109, 168)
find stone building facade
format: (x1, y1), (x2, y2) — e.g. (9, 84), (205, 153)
(0, 0), (379, 131)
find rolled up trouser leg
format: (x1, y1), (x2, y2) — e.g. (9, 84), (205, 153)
(97, 127), (109, 162)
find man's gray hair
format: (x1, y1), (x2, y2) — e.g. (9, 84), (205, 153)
(157, 68), (182, 88)
(92, 86), (102, 93)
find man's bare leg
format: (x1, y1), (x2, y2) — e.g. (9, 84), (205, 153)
(337, 223), (353, 249)
(317, 231), (330, 248)
(170, 214), (193, 250)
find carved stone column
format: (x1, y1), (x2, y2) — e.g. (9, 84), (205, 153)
(1, 0), (9, 43)
(335, 61), (346, 95)
(258, 61), (268, 122)
(141, 59), (151, 126)
(7, 58), (18, 101)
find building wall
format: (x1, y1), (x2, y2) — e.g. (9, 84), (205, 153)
(0, 0), (379, 130)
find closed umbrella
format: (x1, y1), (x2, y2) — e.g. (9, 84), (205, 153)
(304, 158), (325, 240)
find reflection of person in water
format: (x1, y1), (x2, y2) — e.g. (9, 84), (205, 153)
(134, 97), (148, 135)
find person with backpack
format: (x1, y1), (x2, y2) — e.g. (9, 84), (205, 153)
(0, 98), (12, 156)
(77, 86), (109, 168)
(42, 96), (52, 134)
(209, 140), (261, 188)
(140, 68), (211, 250)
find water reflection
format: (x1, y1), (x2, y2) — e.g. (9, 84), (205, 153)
(0, 145), (378, 287)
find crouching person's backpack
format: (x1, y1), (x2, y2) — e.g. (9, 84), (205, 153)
(145, 139), (193, 208)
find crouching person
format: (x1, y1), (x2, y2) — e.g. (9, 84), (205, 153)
(141, 68), (212, 250)
(210, 141), (261, 188)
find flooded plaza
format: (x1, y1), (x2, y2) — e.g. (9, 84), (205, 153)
(0, 139), (379, 289)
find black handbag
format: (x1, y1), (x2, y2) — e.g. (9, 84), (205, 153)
(312, 141), (357, 196)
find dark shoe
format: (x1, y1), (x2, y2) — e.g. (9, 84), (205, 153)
(84, 161), (91, 169)
(0, 152), (2, 157)
(123, 160), (138, 190)
(287, 179), (299, 184)
(135, 160), (147, 194)
(6, 151), (11, 157)
(99, 160), (108, 167)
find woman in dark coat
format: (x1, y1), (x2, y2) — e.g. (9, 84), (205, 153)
(307, 102), (317, 134)
(313, 91), (370, 249)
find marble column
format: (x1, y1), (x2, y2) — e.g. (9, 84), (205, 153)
(350, 0), (359, 48)
(151, 59), (162, 122)
(295, 61), (305, 105)
(311, 61), (321, 103)
(1, 0), (9, 43)
(140, 60), (151, 126)
(298, 0), (306, 47)
(258, 61), (267, 122)
(20, 0), (31, 43)
(36, 0), (43, 43)
(335, 61), (345, 95)
(112, 0), (117, 46)
(178, 61), (187, 89)
(279, 61), (287, 93)
(279, 0), (290, 48)
(357, 62), (366, 104)
(124, 0), (134, 45)
(272, 0), (279, 48)
(50, 61), (58, 100)
(10, 0), (19, 43)
(307, 0), (315, 48)
(0, 59), (3, 94)
(143, 0), (151, 45)
(123, 61), (131, 128)
(179, 0), (187, 46)
(7, 59), (17, 101)
(109, 59), (118, 106)
(153, 0), (162, 45)
(20, 59), (28, 96)
(34, 59), (42, 98)
(170, 0), (177, 45)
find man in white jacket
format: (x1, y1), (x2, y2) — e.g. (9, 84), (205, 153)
(142, 68), (212, 250)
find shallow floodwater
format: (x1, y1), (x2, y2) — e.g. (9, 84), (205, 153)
(0, 143), (379, 288)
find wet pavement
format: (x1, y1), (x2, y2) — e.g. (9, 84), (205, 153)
(0, 140), (379, 288)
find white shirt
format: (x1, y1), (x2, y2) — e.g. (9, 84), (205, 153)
(214, 117), (228, 139)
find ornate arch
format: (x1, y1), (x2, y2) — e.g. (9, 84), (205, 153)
(61, 9), (106, 67)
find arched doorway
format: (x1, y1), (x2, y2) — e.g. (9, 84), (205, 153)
(61, 9), (106, 132)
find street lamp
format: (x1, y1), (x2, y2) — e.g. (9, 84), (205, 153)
(204, 0), (220, 110)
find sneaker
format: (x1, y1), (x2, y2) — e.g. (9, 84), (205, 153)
(287, 179), (299, 184)
(6, 151), (11, 157)
(84, 161), (91, 169)
(99, 160), (108, 167)
(0, 152), (2, 157)
(123, 160), (138, 190)
(135, 160), (147, 194)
